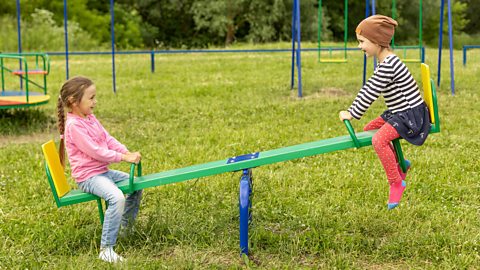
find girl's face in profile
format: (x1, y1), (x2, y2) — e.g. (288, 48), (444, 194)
(356, 33), (380, 58)
(71, 85), (97, 118)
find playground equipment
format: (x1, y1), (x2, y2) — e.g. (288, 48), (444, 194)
(291, 0), (303, 97)
(391, 0), (424, 63)
(43, 63), (439, 256)
(437, 0), (455, 95)
(0, 53), (51, 109)
(292, 0), (431, 96)
(463, 45), (480, 66)
(317, 0), (348, 63)
(14, 0), (117, 92)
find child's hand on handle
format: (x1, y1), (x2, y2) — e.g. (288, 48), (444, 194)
(122, 152), (141, 164)
(339, 110), (353, 121)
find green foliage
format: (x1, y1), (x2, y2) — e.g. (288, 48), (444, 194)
(0, 44), (479, 267)
(190, 0), (319, 45)
(0, 16), (18, 52)
(112, 4), (144, 49)
(0, 9), (102, 52)
(245, 0), (290, 42)
(0, 0), (480, 53)
(0, 1), (15, 16)
(191, 0), (250, 45)
(454, 32), (480, 47)
(460, 0), (480, 34)
(0, 0), (144, 50)
(131, 0), (198, 48)
(422, 0), (470, 48)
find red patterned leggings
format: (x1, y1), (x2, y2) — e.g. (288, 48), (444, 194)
(364, 117), (402, 184)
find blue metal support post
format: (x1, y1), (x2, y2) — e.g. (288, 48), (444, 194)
(151, 51), (155, 73)
(63, 0), (70, 80)
(110, 0), (117, 93)
(437, 0), (455, 95)
(362, 0), (377, 84)
(447, 0), (455, 95)
(463, 45), (480, 66)
(239, 169), (253, 256)
(362, 0), (370, 85)
(290, 0), (302, 97)
(437, 0), (444, 87)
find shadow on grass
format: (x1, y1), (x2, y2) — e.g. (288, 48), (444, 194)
(0, 109), (56, 136)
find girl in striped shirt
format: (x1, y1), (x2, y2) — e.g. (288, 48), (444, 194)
(339, 15), (431, 210)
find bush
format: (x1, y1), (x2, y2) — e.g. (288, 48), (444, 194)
(0, 9), (105, 52)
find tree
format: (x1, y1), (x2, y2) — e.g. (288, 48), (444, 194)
(127, 0), (197, 48)
(191, 0), (251, 46)
(459, 0), (480, 35)
(422, 0), (469, 47)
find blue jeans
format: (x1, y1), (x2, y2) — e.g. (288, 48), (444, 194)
(78, 170), (143, 247)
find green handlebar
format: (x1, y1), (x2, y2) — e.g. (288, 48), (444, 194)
(129, 161), (142, 192)
(343, 120), (360, 148)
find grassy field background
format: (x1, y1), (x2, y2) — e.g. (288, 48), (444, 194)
(0, 43), (479, 269)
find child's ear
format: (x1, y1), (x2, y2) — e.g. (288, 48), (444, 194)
(68, 96), (76, 107)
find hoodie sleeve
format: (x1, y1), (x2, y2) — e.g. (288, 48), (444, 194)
(67, 120), (123, 163)
(92, 114), (129, 154)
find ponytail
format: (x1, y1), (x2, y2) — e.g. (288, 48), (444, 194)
(57, 76), (93, 168)
(57, 95), (66, 168)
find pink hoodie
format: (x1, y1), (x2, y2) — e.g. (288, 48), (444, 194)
(65, 113), (128, 183)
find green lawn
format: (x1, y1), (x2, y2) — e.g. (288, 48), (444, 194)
(1, 43), (479, 269)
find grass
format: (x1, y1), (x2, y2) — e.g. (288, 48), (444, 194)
(0, 42), (479, 269)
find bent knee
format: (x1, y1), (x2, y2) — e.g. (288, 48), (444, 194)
(107, 190), (126, 205)
(372, 133), (390, 149)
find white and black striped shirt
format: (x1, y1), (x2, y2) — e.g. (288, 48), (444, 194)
(348, 55), (424, 120)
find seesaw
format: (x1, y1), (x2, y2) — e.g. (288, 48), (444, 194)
(42, 63), (439, 256)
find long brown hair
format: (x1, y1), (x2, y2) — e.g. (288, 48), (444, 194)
(57, 76), (94, 167)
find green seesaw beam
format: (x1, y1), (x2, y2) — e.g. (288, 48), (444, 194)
(120, 129), (377, 191)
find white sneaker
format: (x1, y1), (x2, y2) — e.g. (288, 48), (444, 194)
(98, 246), (125, 263)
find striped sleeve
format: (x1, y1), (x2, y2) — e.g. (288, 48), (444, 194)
(348, 63), (394, 119)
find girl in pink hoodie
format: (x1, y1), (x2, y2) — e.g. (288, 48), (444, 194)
(57, 76), (142, 263)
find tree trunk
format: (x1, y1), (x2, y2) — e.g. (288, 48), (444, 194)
(225, 23), (235, 45)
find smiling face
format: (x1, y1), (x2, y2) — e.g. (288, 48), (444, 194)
(71, 84), (97, 118)
(356, 33), (380, 58)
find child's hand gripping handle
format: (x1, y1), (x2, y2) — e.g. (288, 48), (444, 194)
(343, 120), (360, 148)
(129, 161), (142, 193)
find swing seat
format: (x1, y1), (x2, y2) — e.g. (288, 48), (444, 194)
(12, 69), (48, 75)
(319, 58), (348, 63)
(402, 58), (421, 63)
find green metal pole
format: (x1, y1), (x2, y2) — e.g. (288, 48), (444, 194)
(392, 139), (407, 173)
(343, 120), (360, 148)
(419, 0), (423, 61)
(42, 54), (47, 94)
(1, 57), (4, 92)
(344, 0), (348, 60)
(391, 0), (396, 48)
(23, 58), (29, 103)
(318, 0), (323, 61)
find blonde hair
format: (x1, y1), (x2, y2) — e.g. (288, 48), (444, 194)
(57, 76), (94, 167)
